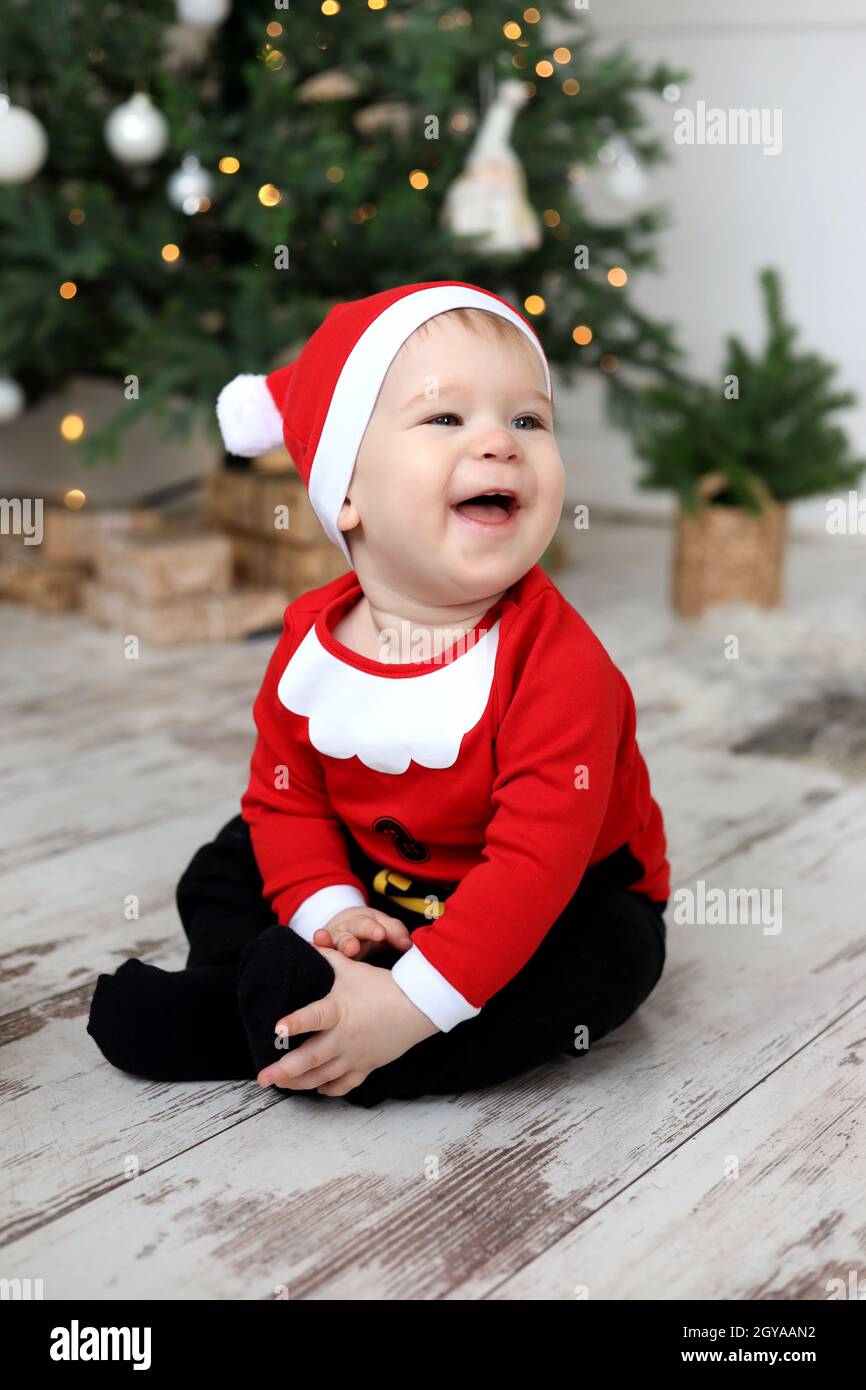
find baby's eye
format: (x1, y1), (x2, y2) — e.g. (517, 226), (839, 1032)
(424, 413), (545, 428)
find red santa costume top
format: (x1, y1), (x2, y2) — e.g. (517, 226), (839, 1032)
(215, 279), (670, 1033)
(239, 564), (670, 1033)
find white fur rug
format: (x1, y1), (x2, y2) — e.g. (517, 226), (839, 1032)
(626, 597), (866, 779)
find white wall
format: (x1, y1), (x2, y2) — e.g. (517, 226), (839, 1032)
(0, 377), (216, 509)
(549, 0), (866, 536)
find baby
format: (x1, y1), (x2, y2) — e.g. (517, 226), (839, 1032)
(87, 280), (670, 1109)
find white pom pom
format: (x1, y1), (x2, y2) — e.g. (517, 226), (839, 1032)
(215, 373), (285, 457)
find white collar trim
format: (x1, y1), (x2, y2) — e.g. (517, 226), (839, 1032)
(277, 618), (500, 775)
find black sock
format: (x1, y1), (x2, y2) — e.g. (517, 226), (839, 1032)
(236, 925), (336, 1079)
(87, 958), (256, 1082)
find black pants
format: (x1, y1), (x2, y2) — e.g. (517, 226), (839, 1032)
(174, 815), (667, 1108)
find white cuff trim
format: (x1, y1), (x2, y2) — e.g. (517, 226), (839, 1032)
(389, 944), (482, 1033)
(288, 884), (367, 944)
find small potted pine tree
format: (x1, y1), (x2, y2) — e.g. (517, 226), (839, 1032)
(629, 267), (866, 616)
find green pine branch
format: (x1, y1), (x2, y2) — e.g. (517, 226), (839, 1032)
(630, 266), (866, 510)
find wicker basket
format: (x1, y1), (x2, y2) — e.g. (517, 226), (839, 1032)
(672, 472), (788, 617)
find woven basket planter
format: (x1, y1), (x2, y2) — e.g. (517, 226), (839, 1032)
(672, 472), (788, 617)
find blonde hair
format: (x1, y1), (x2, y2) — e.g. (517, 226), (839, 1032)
(401, 306), (546, 383)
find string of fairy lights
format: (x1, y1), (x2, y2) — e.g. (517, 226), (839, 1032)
(25, 3), (635, 508)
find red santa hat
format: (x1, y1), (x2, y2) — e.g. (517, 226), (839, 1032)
(214, 279), (552, 566)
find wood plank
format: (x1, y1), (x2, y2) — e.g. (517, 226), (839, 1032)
(2, 784), (863, 1299)
(1, 804), (242, 1011)
(0, 605), (273, 751)
(490, 1000), (866, 1300)
(0, 736), (251, 874)
(0, 1000), (277, 1251)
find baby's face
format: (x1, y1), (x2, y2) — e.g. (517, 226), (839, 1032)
(338, 313), (565, 604)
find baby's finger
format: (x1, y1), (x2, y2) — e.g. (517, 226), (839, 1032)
(373, 916), (413, 951)
(259, 1002), (340, 1086)
(366, 908), (413, 946)
(260, 1035), (340, 1089)
(343, 918), (387, 943)
(321, 925), (374, 955)
(312, 927), (335, 948)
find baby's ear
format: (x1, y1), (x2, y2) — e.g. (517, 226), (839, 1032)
(338, 496), (359, 529)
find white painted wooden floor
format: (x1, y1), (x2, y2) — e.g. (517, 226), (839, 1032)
(1, 519), (864, 1301)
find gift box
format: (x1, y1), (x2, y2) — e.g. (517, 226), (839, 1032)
(0, 555), (84, 612)
(82, 580), (286, 645)
(40, 505), (162, 568)
(93, 529), (234, 602)
(227, 532), (348, 597)
(202, 469), (322, 544)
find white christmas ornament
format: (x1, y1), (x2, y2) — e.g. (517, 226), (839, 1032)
(0, 375), (25, 423)
(104, 93), (169, 166)
(599, 134), (647, 203)
(176, 0), (231, 23)
(441, 80), (540, 253)
(299, 68), (361, 102)
(167, 154), (213, 213)
(0, 96), (48, 184)
(353, 101), (412, 138)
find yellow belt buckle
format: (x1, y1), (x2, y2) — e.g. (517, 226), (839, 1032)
(372, 867), (412, 896)
(371, 867), (446, 919)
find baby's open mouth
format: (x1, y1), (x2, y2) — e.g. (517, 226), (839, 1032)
(450, 491), (519, 525)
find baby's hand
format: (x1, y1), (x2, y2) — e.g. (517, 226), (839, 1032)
(312, 906), (412, 961)
(258, 948), (440, 1096)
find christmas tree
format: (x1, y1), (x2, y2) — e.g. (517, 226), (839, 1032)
(630, 266), (866, 513)
(0, 0), (687, 467)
